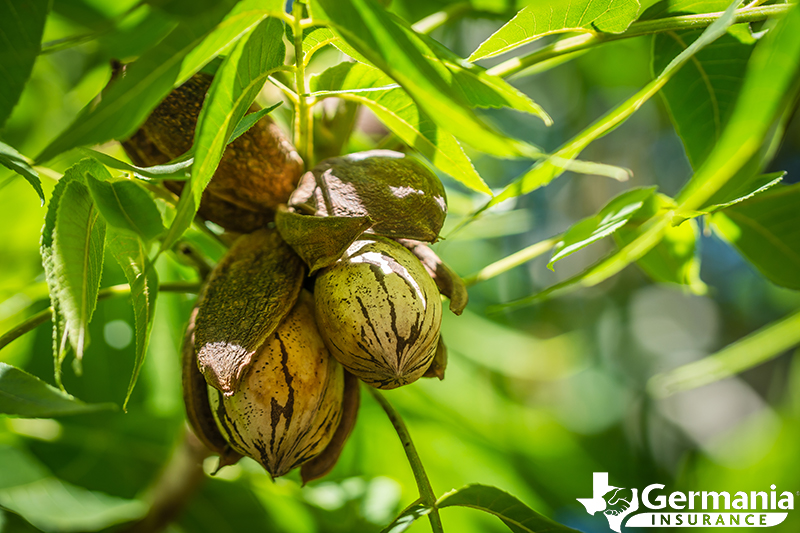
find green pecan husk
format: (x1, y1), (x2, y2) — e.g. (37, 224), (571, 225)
(207, 291), (344, 477)
(314, 237), (442, 389)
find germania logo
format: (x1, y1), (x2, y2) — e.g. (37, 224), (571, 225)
(577, 473), (794, 531)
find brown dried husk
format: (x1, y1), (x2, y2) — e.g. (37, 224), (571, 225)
(289, 150), (446, 242)
(121, 73), (303, 231)
(397, 239), (468, 315)
(181, 307), (242, 467)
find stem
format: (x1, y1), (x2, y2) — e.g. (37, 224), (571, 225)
(367, 387), (444, 533)
(488, 3), (791, 78)
(175, 241), (214, 280)
(463, 235), (561, 287)
(412, 2), (472, 34)
(268, 75), (299, 104)
(0, 282), (201, 351)
(649, 308), (800, 398)
(0, 308), (52, 351)
(292, 2), (314, 168)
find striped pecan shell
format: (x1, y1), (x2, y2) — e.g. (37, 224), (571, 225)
(207, 291), (344, 477)
(313, 237), (442, 389)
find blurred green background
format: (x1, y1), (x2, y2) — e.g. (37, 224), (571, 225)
(1, 0), (799, 532)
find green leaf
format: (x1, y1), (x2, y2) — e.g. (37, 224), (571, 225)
(328, 16), (552, 124)
(654, 25), (756, 169)
(85, 169), (165, 242)
(494, 5), (797, 316)
(36, 0), (264, 162)
(228, 103), (282, 143)
(0, 363), (115, 417)
(640, 0), (730, 19)
(479, 0), (740, 213)
(0, 140), (44, 204)
(648, 308), (800, 398)
(548, 187), (656, 270)
(616, 193), (706, 294)
(106, 230), (159, 411)
(41, 166), (79, 386)
(329, 29), (374, 64)
(310, 0), (538, 159)
(437, 484), (579, 533)
(0, 0), (49, 127)
(177, 0), (285, 81)
(82, 148), (194, 180)
(162, 17), (285, 253)
(711, 184), (800, 290)
(489, 213), (672, 313)
(554, 158), (632, 181)
(468, 0), (640, 61)
(302, 26), (339, 61)
(41, 159), (110, 379)
(420, 35), (551, 124)
(0, 445), (146, 532)
(677, 3), (800, 211)
(380, 501), (432, 533)
(673, 171), (785, 224)
(701, 171), (785, 213)
(53, 180), (107, 362)
(310, 62), (490, 194)
(148, 0), (222, 18)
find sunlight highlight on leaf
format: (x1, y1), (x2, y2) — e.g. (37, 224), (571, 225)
(161, 17), (285, 253)
(468, 0), (640, 61)
(37, 0), (276, 162)
(548, 187), (656, 270)
(310, 62), (490, 194)
(311, 0), (539, 159)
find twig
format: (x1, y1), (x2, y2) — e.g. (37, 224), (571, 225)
(0, 282), (201, 351)
(487, 4), (791, 78)
(412, 2), (472, 34)
(0, 308), (52, 351)
(293, 2), (314, 168)
(367, 387), (444, 533)
(463, 235), (561, 287)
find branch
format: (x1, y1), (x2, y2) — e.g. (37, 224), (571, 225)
(0, 282), (201, 351)
(412, 2), (472, 34)
(463, 235), (561, 287)
(488, 3), (792, 78)
(367, 387), (444, 533)
(293, 2), (314, 167)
